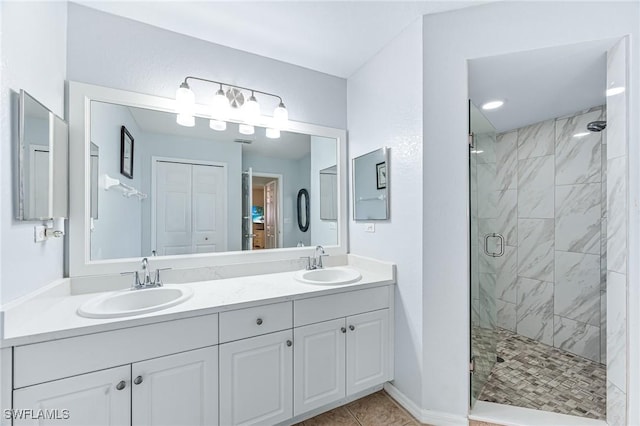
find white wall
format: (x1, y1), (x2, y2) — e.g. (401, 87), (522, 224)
(66, 3), (346, 130)
(0, 2), (67, 304)
(310, 135), (338, 246)
(243, 153), (310, 248)
(347, 19), (424, 408)
(90, 102), (143, 260)
(421, 1), (639, 421)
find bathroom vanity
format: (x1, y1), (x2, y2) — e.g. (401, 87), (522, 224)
(1, 256), (395, 426)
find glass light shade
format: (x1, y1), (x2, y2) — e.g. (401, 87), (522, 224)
(175, 84), (195, 127)
(210, 119), (226, 131)
(176, 113), (195, 127)
(211, 89), (230, 120)
(239, 124), (255, 135)
(273, 102), (288, 128)
(266, 128), (280, 139)
(243, 95), (261, 122)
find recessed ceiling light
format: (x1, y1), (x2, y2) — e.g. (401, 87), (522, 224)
(573, 132), (590, 138)
(481, 100), (504, 110)
(606, 86), (625, 97)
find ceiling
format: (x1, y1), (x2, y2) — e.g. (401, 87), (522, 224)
(74, 1), (489, 78)
(469, 38), (617, 133)
(128, 105), (311, 160)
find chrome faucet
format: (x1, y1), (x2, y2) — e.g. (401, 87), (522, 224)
(128, 257), (166, 289)
(301, 246), (329, 270)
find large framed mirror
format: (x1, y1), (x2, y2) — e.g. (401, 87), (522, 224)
(68, 81), (347, 276)
(16, 90), (68, 221)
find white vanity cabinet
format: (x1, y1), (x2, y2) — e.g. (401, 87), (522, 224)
(11, 314), (219, 426)
(13, 365), (131, 426)
(218, 302), (294, 426)
(293, 287), (392, 416)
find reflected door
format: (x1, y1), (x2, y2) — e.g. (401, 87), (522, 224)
(242, 168), (253, 251)
(469, 101), (501, 406)
(265, 180), (278, 249)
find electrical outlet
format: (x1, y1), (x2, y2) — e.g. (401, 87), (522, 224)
(365, 223), (375, 233)
(34, 225), (46, 242)
(329, 222), (337, 230)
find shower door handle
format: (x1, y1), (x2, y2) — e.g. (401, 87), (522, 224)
(484, 233), (504, 257)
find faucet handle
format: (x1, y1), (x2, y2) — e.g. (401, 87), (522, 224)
(152, 268), (171, 287)
(299, 256), (313, 270)
(121, 271), (141, 288)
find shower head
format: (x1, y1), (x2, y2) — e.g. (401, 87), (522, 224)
(587, 120), (606, 132)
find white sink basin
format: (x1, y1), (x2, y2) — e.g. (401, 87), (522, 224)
(294, 267), (362, 285)
(77, 285), (193, 319)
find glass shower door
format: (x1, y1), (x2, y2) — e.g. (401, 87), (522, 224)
(469, 102), (501, 406)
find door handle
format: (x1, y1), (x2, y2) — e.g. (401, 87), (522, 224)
(483, 233), (504, 257)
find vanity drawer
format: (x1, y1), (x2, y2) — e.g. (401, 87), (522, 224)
(219, 301), (292, 343)
(14, 313), (218, 389)
(294, 286), (390, 326)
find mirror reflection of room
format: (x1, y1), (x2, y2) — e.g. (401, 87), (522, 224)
(89, 101), (337, 260)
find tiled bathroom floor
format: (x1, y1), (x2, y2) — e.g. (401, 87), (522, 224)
(478, 328), (606, 420)
(295, 390), (420, 426)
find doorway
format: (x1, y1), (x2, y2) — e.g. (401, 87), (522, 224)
(242, 170), (283, 250)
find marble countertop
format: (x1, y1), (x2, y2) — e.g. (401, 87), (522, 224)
(0, 254), (395, 347)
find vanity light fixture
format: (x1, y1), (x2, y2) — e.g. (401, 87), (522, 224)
(266, 128), (280, 139)
(481, 100), (504, 110)
(238, 124), (255, 135)
(174, 76), (289, 137)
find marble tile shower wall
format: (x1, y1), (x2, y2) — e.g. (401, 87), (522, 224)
(482, 106), (607, 364)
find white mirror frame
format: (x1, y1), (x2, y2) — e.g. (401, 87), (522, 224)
(68, 81), (348, 277)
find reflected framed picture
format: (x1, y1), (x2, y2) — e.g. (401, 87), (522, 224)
(120, 125), (134, 179)
(376, 161), (386, 189)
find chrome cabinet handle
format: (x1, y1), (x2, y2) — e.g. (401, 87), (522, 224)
(286, 340), (292, 347)
(341, 327), (346, 333)
(483, 233), (505, 258)
(349, 325), (355, 331)
(256, 318), (263, 325)
(134, 376), (143, 385)
(116, 380), (126, 391)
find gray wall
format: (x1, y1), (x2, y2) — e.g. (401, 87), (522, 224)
(90, 102), (143, 260)
(0, 1), (67, 304)
(66, 3), (346, 130)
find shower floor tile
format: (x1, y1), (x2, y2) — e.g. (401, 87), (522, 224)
(478, 328), (606, 420)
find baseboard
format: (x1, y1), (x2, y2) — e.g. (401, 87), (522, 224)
(383, 383), (468, 426)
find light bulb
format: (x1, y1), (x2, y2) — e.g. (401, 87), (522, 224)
(243, 92), (261, 122)
(266, 128), (280, 139)
(239, 124), (255, 135)
(211, 87), (230, 120)
(210, 119), (226, 131)
(175, 82), (195, 127)
(177, 114), (195, 127)
(273, 102), (288, 128)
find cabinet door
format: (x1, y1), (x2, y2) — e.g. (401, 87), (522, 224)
(132, 346), (218, 426)
(13, 365), (130, 426)
(293, 318), (346, 416)
(219, 330), (293, 426)
(346, 309), (389, 395)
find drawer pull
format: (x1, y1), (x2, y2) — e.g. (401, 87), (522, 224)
(116, 380), (126, 391)
(349, 325), (355, 331)
(256, 318), (263, 325)
(134, 375), (143, 385)
(341, 327), (346, 333)
(286, 340), (292, 347)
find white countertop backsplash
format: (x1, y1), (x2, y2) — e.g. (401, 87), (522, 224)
(0, 254), (395, 347)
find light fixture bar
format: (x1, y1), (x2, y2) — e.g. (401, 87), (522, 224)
(182, 76), (284, 104)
